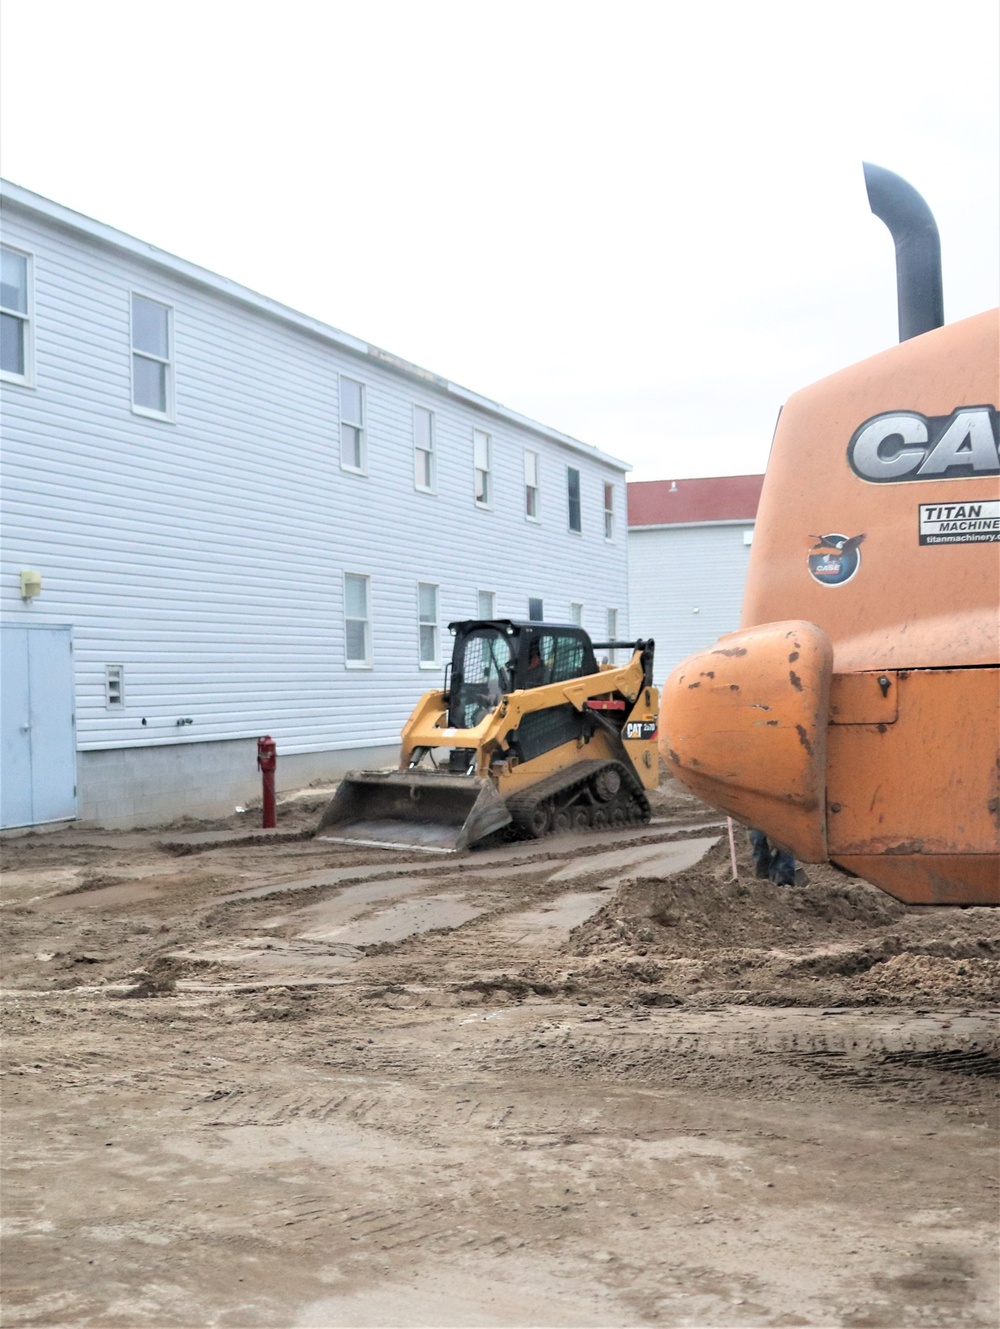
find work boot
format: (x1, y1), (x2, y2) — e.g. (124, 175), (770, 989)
(768, 849), (797, 886)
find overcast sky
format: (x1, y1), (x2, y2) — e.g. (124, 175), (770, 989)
(2, 0), (997, 480)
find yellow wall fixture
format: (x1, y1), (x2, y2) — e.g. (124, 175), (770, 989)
(19, 570), (42, 601)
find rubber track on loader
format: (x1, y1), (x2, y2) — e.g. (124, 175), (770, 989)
(505, 759), (650, 839)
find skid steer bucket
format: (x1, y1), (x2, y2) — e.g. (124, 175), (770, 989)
(315, 770), (512, 852)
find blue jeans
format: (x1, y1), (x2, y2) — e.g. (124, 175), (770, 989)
(749, 830), (797, 886)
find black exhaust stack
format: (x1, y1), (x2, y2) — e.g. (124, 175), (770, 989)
(863, 162), (944, 342)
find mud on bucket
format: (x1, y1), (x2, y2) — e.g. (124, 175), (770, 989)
(315, 769), (511, 852)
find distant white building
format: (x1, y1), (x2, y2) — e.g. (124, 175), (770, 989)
(627, 475), (764, 684)
(0, 182), (630, 829)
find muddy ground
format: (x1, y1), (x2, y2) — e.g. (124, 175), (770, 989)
(2, 775), (998, 1328)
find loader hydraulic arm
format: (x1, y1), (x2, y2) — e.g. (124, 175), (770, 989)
(400, 644), (658, 785)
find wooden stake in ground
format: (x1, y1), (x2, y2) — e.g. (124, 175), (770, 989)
(727, 817), (739, 880)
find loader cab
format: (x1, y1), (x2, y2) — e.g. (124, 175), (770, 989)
(511, 624), (598, 690)
(447, 620), (598, 729)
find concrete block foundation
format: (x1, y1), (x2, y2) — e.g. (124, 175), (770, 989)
(77, 740), (399, 829)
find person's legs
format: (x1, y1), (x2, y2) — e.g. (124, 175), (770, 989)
(749, 830), (799, 886)
(749, 830), (773, 879)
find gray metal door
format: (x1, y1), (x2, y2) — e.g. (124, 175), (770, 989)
(1, 625), (77, 828)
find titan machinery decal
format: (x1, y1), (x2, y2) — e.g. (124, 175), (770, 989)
(847, 406), (999, 483)
(918, 499), (1000, 545)
(624, 720), (658, 741)
(807, 532), (865, 586)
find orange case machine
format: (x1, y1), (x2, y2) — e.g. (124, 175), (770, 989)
(660, 164), (999, 905)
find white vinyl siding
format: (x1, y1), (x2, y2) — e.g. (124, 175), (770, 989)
(130, 292), (173, 419)
(477, 589), (495, 619)
(604, 482), (615, 541)
(418, 583), (439, 666)
(414, 406), (435, 492)
(0, 189), (631, 763)
(567, 466), (582, 533)
(524, 450), (539, 520)
(343, 572), (371, 667)
(1, 245), (32, 385)
(473, 429), (491, 508)
(340, 376), (366, 473)
(606, 607), (618, 663)
(628, 523), (754, 677)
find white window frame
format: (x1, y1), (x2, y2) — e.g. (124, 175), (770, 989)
(606, 608), (619, 664)
(418, 582), (440, 668)
(477, 589), (496, 619)
(0, 244), (34, 387)
(473, 429), (492, 509)
(570, 602), (584, 627)
(340, 375), (367, 475)
(604, 482), (615, 541)
(414, 406), (436, 493)
(343, 572), (372, 668)
(105, 664), (125, 709)
(567, 466), (582, 534)
(524, 450), (540, 522)
(130, 290), (175, 421)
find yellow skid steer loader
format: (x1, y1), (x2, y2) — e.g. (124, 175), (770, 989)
(316, 620), (660, 852)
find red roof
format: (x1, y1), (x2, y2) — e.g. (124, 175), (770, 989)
(627, 474), (764, 527)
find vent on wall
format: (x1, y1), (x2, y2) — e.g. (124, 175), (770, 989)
(105, 665), (125, 708)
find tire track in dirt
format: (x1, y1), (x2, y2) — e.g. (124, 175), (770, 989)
(3, 777), (999, 1328)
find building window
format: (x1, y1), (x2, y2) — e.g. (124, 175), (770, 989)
(344, 573), (372, 667)
(340, 376), (366, 473)
(570, 602), (583, 627)
(606, 608), (618, 663)
(567, 467), (582, 533)
(418, 582), (439, 665)
(473, 429), (491, 508)
(524, 450), (539, 520)
(477, 589), (495, 619)
(528, 596), (544, 622)
(744, 529), (754, 546)
(604, 482), (615, 540)
(105, 664), (125, 708)
(131, 292), (173, 418)
(414, 406), (435, 492)
(0, 245), (32, 384)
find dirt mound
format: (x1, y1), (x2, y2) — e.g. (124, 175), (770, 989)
(572, 836), (904, 955)
(564, 836), (1000, 1008)
(852, 952), (1000, 1005)
(116, 954), (185, 997)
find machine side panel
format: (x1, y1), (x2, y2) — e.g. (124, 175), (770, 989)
(827, 667), (1000, 860)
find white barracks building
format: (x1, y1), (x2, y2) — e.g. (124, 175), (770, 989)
(0, 182), (631, 829)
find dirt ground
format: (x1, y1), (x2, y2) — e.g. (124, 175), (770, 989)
(2, 774), (998, 1329)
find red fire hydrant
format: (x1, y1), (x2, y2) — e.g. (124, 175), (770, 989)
(257, 736), (277, 829)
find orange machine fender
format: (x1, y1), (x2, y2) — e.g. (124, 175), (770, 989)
(660, 620), (833, 861)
